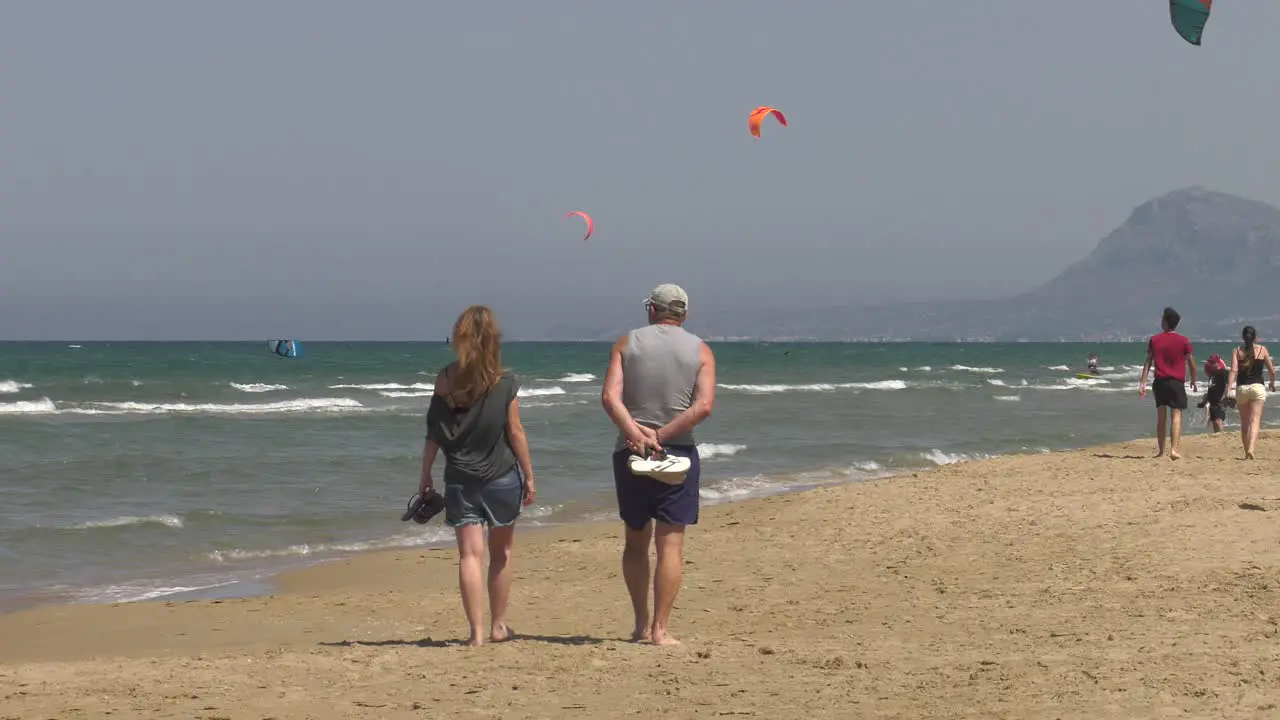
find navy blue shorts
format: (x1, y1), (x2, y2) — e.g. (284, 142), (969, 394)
(613, 445), (700, 531)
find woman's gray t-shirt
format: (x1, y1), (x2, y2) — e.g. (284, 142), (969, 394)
(426, 372), (519, 486)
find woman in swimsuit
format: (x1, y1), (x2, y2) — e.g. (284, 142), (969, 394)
(1226, 325), (1277, 459)
(419, 305), (537, 645)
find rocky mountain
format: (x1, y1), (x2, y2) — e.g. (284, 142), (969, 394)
(1002, 186), (1280, 340)
(678, 187), (1280, 342)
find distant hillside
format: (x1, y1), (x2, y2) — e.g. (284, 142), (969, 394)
(664, 187), (1280, 342)
(1005, 186), (1280, 340)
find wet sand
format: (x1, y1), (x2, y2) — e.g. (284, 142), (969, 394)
(2, 431), (1278, 719)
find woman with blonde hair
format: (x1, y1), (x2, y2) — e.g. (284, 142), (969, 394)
(1227, 325), (1277, 460)
(418, 305), (536, 645)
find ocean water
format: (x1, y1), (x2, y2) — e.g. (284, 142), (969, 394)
(0, 340), (1247, 611)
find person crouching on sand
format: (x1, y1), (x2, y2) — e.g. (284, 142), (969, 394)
(1197, 354), (1230, 433)
(1226, 325), (1276, 460)
(419, 305), (537, 646)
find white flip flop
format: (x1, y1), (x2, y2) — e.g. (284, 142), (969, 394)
(627, 453), (691, 485)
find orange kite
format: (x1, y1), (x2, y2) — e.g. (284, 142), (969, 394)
(748, 106), (787, 138)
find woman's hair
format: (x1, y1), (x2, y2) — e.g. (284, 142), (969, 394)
(1242, 325), (1258, 369)
(448, 305), (503, 406)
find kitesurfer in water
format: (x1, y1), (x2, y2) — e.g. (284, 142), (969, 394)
(1086, 353), (1100, 375)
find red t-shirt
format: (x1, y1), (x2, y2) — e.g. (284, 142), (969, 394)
(1148, 331), (1192, 381)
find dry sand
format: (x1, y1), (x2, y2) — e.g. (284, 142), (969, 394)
(2, 431), (1279, 719)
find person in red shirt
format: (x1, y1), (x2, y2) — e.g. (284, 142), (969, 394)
(1139, 306), (1198, 459)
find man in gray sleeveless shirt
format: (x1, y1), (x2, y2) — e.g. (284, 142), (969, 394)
(601, 283), (717, 647)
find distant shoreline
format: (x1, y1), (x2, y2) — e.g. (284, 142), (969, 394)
(0, 338), (1248, 343)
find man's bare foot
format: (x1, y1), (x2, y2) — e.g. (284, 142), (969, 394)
(465, 635), (484, 647)
(1246, 451), (1256, 460)
(1155, 449), (1165, 458)
(1170, 450), (1181, 460)
(630, 627), (651, 643)
(649, 628), (681, 647)
(490, 624), (515, 643)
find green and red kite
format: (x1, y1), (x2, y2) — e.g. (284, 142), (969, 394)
(1170, 0), (1212, 46)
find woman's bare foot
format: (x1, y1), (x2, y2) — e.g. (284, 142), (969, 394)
(649, 627), (681, 647)
(1170, 449), (1181, 460)
(465, 634), (485, 647)
(1246, 451), (1256, 460)
(490, 624), (515, 643)
(630, 627), (651, 643)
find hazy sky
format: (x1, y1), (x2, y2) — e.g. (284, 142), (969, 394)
(2, 1), (1279, 339)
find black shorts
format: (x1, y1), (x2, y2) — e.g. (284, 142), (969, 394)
(1152, 377), (1187, 409)
(1209, 403), (1226, 422)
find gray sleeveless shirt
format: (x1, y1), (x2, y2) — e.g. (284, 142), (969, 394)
(615, 323), (704, 450)
(426, 372), (519, 486)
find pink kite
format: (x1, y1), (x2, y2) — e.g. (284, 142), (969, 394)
(565, 211), (593, 241)
(748, 105), (787, 138)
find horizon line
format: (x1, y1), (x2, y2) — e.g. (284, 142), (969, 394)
(0, 338), (1241, 344)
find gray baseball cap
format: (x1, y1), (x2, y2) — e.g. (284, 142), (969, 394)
(645, 283), (689, 313)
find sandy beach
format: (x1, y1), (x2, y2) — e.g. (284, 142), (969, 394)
(2, 431), (1278, 719)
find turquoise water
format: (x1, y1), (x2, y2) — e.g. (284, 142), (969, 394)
(0, 341), (1245, 611)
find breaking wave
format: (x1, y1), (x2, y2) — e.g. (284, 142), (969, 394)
(230, 383), (290, 393)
